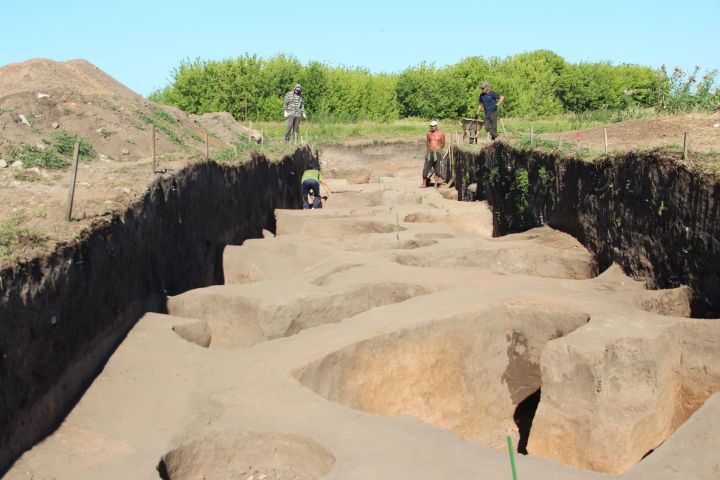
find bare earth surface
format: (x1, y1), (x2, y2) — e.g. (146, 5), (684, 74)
(6, 147), (720, 480)
(0, 59), (260, 266)
(543, 113), (720, 153)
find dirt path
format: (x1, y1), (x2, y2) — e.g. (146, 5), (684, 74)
(6, 150), (720, 480)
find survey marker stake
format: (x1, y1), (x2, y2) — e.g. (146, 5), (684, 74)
(65, 140), (81, 222)
(507, 435), (518, 480)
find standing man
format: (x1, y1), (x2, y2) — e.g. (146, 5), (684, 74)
(422, 120), (446, 188)
(284, 83), (306, 143)
(476, 81), (504, 140)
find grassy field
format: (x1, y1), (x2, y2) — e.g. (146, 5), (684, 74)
(215, 109), (659, 162)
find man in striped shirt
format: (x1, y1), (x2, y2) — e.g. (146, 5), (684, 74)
(284, 83), (306, 143)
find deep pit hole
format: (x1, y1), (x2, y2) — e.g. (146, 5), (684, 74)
(296, 303), (590, 452)
(170, 282), (429, 349)
(157, 430), (335, 480)
(513, 388), (541, 455)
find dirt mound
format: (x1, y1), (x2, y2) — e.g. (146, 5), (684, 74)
(0, 58), (140, 100)
(0, 58), (266, 262)
(0, 58), (257, 162)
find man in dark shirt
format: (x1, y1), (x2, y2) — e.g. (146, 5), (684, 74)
(476, 81), (505, 140)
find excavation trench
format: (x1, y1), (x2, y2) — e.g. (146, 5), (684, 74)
(296, 303), (590, 453)
(453, 142), (720, 317)
(0, 149), (312, 474)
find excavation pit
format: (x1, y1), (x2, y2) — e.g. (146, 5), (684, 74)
(157, 431), (335, 480)
(296, 303), (590, 452)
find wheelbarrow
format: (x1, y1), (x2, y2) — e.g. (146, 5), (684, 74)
(461, 118), (482, 144)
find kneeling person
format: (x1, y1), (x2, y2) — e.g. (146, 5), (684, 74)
(301, 164), (331, 209)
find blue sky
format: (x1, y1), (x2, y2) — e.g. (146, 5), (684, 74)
(1, 0), (718, 96)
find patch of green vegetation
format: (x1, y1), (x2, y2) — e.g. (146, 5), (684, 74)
(137, 107), (183, 146)
(214, 147), (237, 162)
(6, 132), (97, 170)
(514, 168), (530, 218)
(13, 170), (41, 182)
(151, 107), (177, 124)
(7, 144), (69, 170)
(0, 217), (47, 266)
(537, 166), (553, 186)
(487, 166), (500, 186)
(98, 128), (116, 139)
(53, 131), (96, 158)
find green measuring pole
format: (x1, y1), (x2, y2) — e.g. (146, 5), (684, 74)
(507, 436), (518, 480)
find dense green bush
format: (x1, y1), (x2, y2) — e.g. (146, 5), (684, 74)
(150, 51), (718, 121)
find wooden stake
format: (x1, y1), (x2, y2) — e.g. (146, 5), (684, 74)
(249, 121), (253, 143)
(604, 128), (608, 154)
(683, 132), (689, 160)
(558, 138), (563, 150)
(65, 140), (80, 222)
(500, 118), (507, 138)
(244, 94), (248, 122)
(151, 124), (156, 173)
(205, 131), (209, 161)
(530, 125), (535, 148)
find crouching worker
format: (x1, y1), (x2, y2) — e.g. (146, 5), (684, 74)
(421, 120), (446, 187)
(301, 163), (331, 209)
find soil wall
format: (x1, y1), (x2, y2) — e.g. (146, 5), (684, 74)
(0, 149), (312, 474)
(454, 143), (720, 317)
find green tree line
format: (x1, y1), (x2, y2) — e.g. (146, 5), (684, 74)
(150, 50), (719, 121)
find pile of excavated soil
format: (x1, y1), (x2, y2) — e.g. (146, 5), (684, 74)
(0, 58), (261, 266)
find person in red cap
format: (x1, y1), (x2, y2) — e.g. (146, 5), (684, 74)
(421, 120), (446, 188)
(476, 81), (504, 140)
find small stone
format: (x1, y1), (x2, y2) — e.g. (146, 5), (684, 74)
(0, 160), (7, 168)
(121, 187), (131, 195)
(51, 121), (59, 129)
(18, 114), (31, 127)
(37, 93), (50, 99)
(121, 148), (130, 156)
(35, 144), (46, 151)
(11, 160), (23, 169)
(96, 128), (104, 134)
(29, 167), (41, 174)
